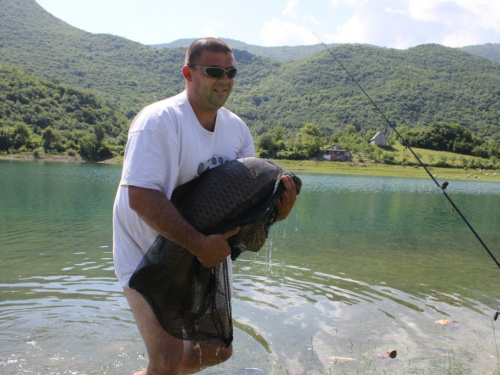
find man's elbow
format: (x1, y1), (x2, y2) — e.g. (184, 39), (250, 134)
(128, 185), (146, 213)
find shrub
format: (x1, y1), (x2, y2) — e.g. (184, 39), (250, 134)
(381, 153), (396, 164)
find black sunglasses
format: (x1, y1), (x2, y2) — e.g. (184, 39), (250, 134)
(187, 65), (237, 79)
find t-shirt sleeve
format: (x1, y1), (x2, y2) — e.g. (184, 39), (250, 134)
(237, 122), (256, 158)
(120, 129), (180, 196)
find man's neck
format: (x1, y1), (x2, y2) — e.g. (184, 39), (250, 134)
(187, 96), (217, 132)
(195, 111), (217, 132)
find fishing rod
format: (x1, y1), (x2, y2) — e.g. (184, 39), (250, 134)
(313, 33), (500, 319)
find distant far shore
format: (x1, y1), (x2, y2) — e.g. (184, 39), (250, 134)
(278, 159), (500, 182)
(2, 153), (500, 182)
(0, 152), (121, 165)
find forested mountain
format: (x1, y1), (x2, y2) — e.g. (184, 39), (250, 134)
(1, 0), (500, 160)
(460, 44), (500, 63)
(1, 0), (183, 116)
(0, 63), (129, 158)
(233, 43), (500, 139)
(0, 0), (279, 118)
(157, 39), (500, 64)
(151, 38), (339, 62)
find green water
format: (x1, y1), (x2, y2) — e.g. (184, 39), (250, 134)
(1, 160), (500, 374)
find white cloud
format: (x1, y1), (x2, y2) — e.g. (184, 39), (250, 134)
(385, 6), (407, 16)
(303, 14), (319, 25)
(325, 0), (500, 48)
(260, 18), (318, 46)
(202, 27), (217, 38)
(329, 15), (367, 44)
(409, 0), (500, 29)
(407, 0), (500, 46)
(283, 0), (299, 18)
(330, 0), (368, 6)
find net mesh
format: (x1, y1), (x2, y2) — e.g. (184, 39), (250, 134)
(128, 157), (301, 348)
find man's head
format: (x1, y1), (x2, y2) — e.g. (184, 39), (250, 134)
(184, 38), (233, 66)
(182, 38), (236, 118)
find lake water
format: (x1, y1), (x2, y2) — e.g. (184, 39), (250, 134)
(1, 160), (500, 374)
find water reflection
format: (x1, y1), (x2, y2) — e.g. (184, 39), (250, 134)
(232, 252), (498, 374)
(1, 161), (500, 374)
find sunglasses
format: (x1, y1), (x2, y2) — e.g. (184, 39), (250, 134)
(187, 65), (237, 79)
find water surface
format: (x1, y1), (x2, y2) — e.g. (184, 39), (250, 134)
(1, 160), (499, 374)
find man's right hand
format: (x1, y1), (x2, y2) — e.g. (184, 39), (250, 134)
(196, 227), (240, 269)
(129, 186), (241, 269)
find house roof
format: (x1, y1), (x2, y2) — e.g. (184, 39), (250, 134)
(323, 144), (348, 151)
(370, 131), (386, 141)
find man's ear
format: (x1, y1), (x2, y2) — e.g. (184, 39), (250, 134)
(182, 66), (192, 81)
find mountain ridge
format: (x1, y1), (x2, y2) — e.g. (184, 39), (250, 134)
(151, 38), (342, 62)
(2, 0), (500, 143)
(152, 38), (500, 64)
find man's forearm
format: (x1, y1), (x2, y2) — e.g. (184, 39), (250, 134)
(127, 185), (235, 268)
(128, 185), (205, 257)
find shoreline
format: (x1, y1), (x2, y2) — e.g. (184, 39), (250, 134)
(0, 153), (122, 164)
(2, 153), (499, 182)
(277, 159), (500, 182)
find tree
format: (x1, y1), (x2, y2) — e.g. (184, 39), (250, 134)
(12, 123), (31, 149)
(94, 123), (105, 144)
(437, 155), (448, 167)
(0, 127), (13, 151)
(256, 132), (278, 157)
(298, 123), (322, 158)
(79, 133), (98, 160)
(381, 152), (395, 164)
(257, 132), (276, 151)
(299, 123), (321, 137)
(270, 126), (286, 142)
(42, 127), (58, 152)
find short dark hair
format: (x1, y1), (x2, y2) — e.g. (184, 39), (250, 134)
(185, 38), (233, 65)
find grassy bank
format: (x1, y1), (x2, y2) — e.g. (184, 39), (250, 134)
(2, 149), (499, 183)
(0, 151), (124, 165)
(279, 158), (500, 182)
(278, 144), (500, 182)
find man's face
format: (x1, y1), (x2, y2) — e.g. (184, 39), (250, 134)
(186, 50), (236, 113)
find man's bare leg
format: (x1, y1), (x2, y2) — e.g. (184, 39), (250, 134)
(180, 340), (232, 374)
(125, 287), (184, 374)
(124, 287), (232, 375)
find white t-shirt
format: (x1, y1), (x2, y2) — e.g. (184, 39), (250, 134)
(113, 91), (255, 287)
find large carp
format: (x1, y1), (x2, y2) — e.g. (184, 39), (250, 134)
(129, 157), (302, 348)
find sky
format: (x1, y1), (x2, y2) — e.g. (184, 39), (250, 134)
(34, 0), (500, 49)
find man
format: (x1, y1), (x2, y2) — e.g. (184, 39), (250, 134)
(113, 38), (297, 374)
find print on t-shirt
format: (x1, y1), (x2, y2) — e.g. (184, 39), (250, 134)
(197, 154), (229, 176)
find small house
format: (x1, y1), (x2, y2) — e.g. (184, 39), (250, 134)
(323, 144), (351, 161)
(369, 131), (388, 146)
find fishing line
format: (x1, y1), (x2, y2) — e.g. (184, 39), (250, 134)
(314, 34), (500, 317)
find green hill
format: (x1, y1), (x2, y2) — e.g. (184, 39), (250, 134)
(151, 38), (340, 62)
(0, 0), (185, 116)
(228, 43), (500, 139)
(0, 63), (129, 157)
(0, 0), (280, 118)
(1, 0), (500, 153)
(460, 44), (500, 63)
(156, 38), (500, 65)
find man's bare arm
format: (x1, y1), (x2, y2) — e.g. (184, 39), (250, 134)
(128, 186), (239, 268)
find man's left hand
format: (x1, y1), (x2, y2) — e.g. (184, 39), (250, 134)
(276, 174), (297, 221)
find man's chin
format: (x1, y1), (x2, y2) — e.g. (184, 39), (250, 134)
(210, 97), (229, 109)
